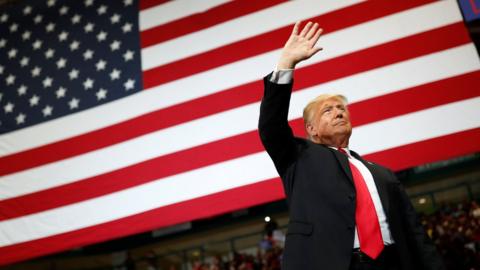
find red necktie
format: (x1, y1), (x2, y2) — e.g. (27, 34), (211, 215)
(339, 148), (384, 259)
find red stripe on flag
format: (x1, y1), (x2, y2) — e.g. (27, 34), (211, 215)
(365, 128), (480, 171)
(139, 0), (170, 11)
(141, 0), (287, 48)
(0, 178), (285, 266)
(2, 72), (478, 220)
(142, 0), (435, 88)
(0, 23), (471, 177)
(2, 128), (480, 265)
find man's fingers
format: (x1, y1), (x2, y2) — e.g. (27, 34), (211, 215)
(292, 21), (301, 36)
(310, 28), (323, 47)
(299, 21), (313, 37)
(309, 47), (323, 57)
(305, 23), (319, 40)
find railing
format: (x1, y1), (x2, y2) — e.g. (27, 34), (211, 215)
(409, 180), (480, 214)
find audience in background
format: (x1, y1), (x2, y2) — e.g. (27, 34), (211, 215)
(421, 200), (480, 270)
(125, 200), (480, 270)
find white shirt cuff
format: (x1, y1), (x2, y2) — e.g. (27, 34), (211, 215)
(270, 68), (293, 84)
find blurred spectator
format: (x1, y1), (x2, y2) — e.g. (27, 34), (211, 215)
(123, 251), (136, 270)
(209, 255), (223, 270)
(259, 219), (284, 252)
(144, 251), (157, 270)
(421, 200), (480, 270)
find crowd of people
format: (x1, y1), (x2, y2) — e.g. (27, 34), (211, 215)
(170, 220), (284, 270)
(190, 247), (282, 270)
(122, 200), (480, 270)
(187, 200), (480, 270)
(421, 200), (480, 270)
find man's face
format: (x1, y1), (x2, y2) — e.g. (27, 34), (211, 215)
(307, 97), (352, 143)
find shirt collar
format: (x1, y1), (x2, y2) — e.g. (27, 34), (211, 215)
(328, 146), (351, 157)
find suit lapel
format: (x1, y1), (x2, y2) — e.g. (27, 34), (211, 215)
(350, 151), (390, 214)
(330, 147), (354, 186)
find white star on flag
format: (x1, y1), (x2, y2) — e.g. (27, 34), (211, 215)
(55, 86), (67, 98)
(97, 5), (107, 15)
(96, 31), (107, 41)
(59, 6), (69, 15)
(96, 59), (107, 71)
(83, 78), (94, 90)
(29, 95), (40, 106)
(20, 57), (29, 66)
(42, 105), (53, 116)
(123, 50), (134, 61)
(68, 97), (79, 109)
(6, 74), (15, 85)
(17, 85), (27, 96)
(68, 69), (79, 80)
(31, 66), (41, 77)
(124, 79), (135, 90)
(84, 22), (94, 33)
(4, 102), (14, 113)
(71, 14), (81, 24)
(96, 88), (107, 100)
(45, 22), (55, 32)
(23, 6), (32, 15)
(15, 113), (26, 124)
(22, 31), (31, 40)
(83, 50), (94, 60)
(58, 31), (68, 41)
(33, 15), (43, 24)
(110, 40), (121, 51)
(109, 68), (121, 80)
(42, 77), (53, 88)
(56, 58), (67, 69)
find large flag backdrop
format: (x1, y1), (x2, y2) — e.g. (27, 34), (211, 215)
(0, 0), (480, 265)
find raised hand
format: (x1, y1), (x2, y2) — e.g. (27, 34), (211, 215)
(277, 21), (323, 70)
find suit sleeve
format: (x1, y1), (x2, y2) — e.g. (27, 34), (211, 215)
(393, 171), (446, 270)
(258, 73), (301, 178)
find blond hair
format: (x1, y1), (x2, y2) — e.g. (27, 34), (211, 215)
(303, 94), (348, 139)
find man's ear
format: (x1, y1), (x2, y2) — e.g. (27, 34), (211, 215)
(306, 123), (316, 138)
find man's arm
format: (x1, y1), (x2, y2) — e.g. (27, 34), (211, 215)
(258, 21), (323, 177)
(258, 75), (296, 177)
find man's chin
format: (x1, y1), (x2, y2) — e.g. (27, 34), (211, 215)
(334, 127), (352, 137)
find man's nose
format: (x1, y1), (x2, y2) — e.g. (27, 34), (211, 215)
(335, 109), (344, 118)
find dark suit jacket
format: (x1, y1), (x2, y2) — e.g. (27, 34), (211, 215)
(258, 74), (445, 270)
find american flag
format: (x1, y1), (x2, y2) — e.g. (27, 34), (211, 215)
(1, 0), (479, 265)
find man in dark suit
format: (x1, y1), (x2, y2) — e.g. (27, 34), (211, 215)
(258, 21), (445, 270)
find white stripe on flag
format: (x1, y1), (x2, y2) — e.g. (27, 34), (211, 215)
(139, 0), (231, 31)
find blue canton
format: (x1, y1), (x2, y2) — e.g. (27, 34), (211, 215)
(0, 0), (142, 134)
